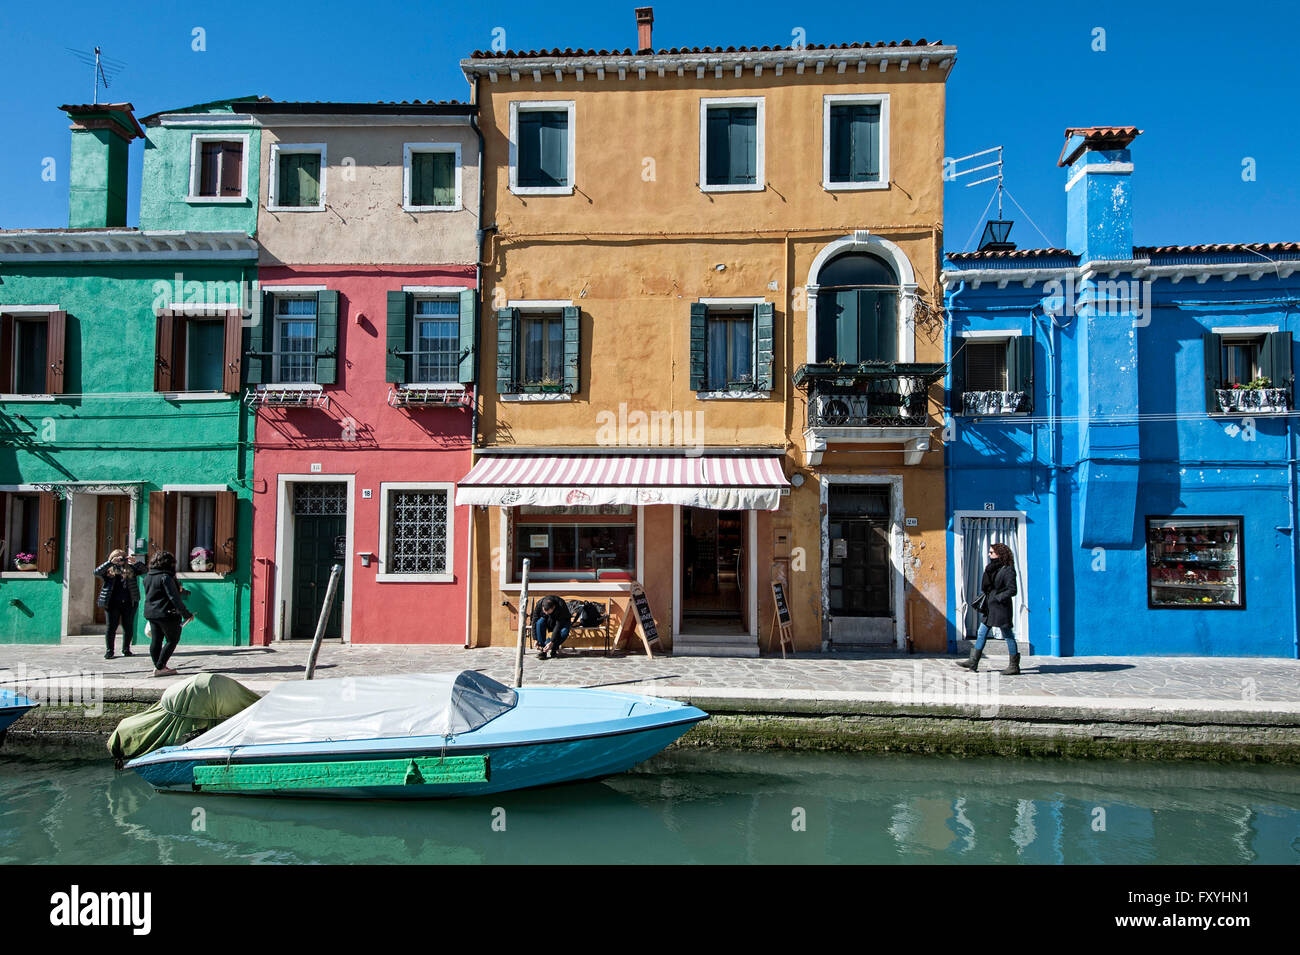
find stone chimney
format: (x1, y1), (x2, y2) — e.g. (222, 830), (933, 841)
(1058, 126), (1141, 263)
(59, 103), (144, 229)
(636, 7), (654, 55)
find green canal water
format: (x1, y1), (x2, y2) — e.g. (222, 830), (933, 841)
(2, 747), (1297, 864)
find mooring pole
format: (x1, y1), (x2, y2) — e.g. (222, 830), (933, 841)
(305, 564), (342, 680)
(513, 558), (531, 688)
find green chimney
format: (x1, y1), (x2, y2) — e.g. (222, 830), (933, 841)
(59, 103), (143, 229)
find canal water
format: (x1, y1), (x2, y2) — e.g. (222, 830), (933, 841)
(2, 747), (1297, 864)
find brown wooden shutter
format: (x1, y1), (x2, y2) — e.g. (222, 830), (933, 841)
(214, 490), (236, 576)
(45, 310), (66, 395)
(36, 491), (59, 574)
(223, 307), (243, 393)
(147, 490), (174, 557)
(0, 314), (12, 393)
(155, 311), (175, 392)
(220, 142), (243, 197)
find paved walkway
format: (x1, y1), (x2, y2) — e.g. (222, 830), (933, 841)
(3, 642), (1299, 714)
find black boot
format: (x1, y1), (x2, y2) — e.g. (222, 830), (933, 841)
(1001, 654), (1021, 675)
(956, 647), (982, 672)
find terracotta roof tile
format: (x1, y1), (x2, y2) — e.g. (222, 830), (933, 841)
(1136, 242), (1300, 256)
(1058, 126), (1142, 166)
(947, 248), (1075, 262)
(468, 39), (945, 59)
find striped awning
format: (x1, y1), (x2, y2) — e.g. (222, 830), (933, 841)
(455, 453), (789, 510)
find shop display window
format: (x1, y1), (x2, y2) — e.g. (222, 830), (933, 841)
(1146, 516), (1243, 609)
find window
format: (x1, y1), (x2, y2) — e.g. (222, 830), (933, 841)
(414, 298), (460, 384)
(1147, 516), (1243, 609)
(404, 144), (461, 211)
(188, 135), (248, 201)
(700, 98), (764, 192)
(512, 505), (636, 582)
(1205, 330), (1292, 413)
(274, 297), (318, 383)
(148, 489), (235, 576)
(510, 102), (575, 195)
(689, 301), (774, 393)
(379, 483), (453, 582)
(270, 144), (326, 211)
(954, 336), (1033, 415)
(495, 305), (579, 395)
(155, 309), (242, 394)
(823, 94), (889, 190)
(2, 493), (40, 571)
(0, 311), (65, 396)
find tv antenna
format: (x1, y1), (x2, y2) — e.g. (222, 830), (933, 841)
(949, 145), (1054, 251)
(66, 47), (127, 105)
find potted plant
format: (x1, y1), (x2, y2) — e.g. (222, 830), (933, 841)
(1216, 376), (1289, 413)
(13, 552), (36, 572)
(536, 377), (563, 394)
(189, 546), (213, 572)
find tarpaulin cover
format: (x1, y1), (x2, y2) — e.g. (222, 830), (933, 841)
(177, 671), (518, 750)
(108, 672), (262, 760)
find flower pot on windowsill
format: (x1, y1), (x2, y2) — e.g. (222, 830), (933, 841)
(1215, 387), (1289, 414)
(13, 562), (36, 572)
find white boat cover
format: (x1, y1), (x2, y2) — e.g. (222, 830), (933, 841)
(178, 671), (518, 750)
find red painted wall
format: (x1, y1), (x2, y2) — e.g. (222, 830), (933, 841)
(251, 265), (475, 645)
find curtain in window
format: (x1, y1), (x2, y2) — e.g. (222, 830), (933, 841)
(190, 496), (215, 556)
(280, 153), (320, 206)
(412, 152), (455, 206)
(706, 315), (754, 390)
(830, 104), (881, 182)
(960, 516), (1023, 639)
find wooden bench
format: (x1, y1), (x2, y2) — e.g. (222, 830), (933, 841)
(527, 596), (613, 656)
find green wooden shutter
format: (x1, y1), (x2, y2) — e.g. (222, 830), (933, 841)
(540, 113), (568, 187)
(496, 308), (517, 394)
(754, 303), (774, 391)
(1203, 332), (1223, 412)
(730, 108), (757, 184)
(1261, 331), (1293, 402)
(562, 306), (580, 395)
(245, 291), (275, 385)
(950, 340), (966, 414)
(706, 110), (730, 186)
(852, 105), (881, 181)
(386, 290), (411, 384)
(836, 290), (860, 363)
(689, 303), (708, 391)
(458, 288), (477, 384)
(314, 290), (339, 385)
(1007, 335), (1034, 413)
(433, 152), (456, 206)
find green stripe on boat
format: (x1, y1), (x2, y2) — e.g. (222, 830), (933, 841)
(193, 756), (489, 791)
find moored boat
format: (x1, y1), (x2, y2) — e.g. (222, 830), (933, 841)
(0, 689), (38, 743)
(126, 671), (707, 798)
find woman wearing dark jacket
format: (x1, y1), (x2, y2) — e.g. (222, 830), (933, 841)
(141, 551), (194, 677)
(95, 548), (145, 659)
(957, 542), (1021, 675)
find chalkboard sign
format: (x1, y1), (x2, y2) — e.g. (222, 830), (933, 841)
(772, 581), (791, 626)
(631, 586), (658, 643)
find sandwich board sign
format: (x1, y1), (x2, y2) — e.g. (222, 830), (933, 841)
(769, 581), (794, 657)
(615, 581), (660, 657)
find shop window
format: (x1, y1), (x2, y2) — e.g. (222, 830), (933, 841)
(512, 505), (635, 582)
(1147, 516), (1243, 609)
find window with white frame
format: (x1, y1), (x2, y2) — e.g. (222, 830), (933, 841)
(404, 143), (461, 211)
(2, 492), (41, 570)
(706, 308), (754, 391)
(700, 97), (764, 192)
(956, 335), (1033, 416)
(188, 134), (248, 201)
(512, 505), (636, 582)
(379, 484), (453, 581)
(274, 296), (318, 383)
(413, 298), (460, 384)
(823, 94), (889, 190)
(510, 101), (575, 195)
(270, 143), (326, 210)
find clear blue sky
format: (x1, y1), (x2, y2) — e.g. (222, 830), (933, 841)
(2, 0), (1296, 250)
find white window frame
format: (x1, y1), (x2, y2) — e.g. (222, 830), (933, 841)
(699, 97), (765, 194)
(501, 299), (574, 401)
(271, 293), (319, 385)
(508, 101), (576, 197)
(268, 142), (327, 212)
(0, 489), (44, 577)
(187, 132), (250, 203)
(377, 482), (455, 583)
(822, 93), (890, 192)
(498, 504), (643, 592)
(410, 293), (462, 386)
(403, 143), (463, 212)
(9, 314), (51, 398)
(174, 489), (220, 578)
(696, 296), (769, 398)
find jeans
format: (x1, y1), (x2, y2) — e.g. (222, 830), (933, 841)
(534, 617), (571, 651)
(975, 621), (1018, 656)
(105, 600), (136, 653)
(148, 616), (183, 669)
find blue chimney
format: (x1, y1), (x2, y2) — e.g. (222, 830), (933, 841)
(1059, 126), (1141, 262)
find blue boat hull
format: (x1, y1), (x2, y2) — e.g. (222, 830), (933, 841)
(0, 691), (37, 737)
(128, 686), (708, 799)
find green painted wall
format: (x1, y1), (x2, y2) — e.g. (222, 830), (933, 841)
(0, 262), (256, 644)
(138, 121), (260, 234)
(68, 129), (130, 229)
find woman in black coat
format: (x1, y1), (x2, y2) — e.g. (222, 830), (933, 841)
(95, 548), (145, 659)
(141, 550), (194, 677)
(957, 541), (1021, 674)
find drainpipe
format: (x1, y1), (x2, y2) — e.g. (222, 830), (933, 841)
(1041, 304), (1062, 657)
(944, 281), (957, 654)
(463, 99), (489, 649)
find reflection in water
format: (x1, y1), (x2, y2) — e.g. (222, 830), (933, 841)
(2, 747), (1297, 864)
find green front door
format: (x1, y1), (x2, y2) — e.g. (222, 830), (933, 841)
(291, 483), (347, 639)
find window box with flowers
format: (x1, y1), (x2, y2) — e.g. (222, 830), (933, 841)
(13, 552), (36, 572)
(1215, 377), (1290, 414)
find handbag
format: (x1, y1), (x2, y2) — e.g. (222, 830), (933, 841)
(971, 592), (989, 616)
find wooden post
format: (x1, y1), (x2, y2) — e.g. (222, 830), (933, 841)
(513, 558), (531, 688)
(305, 564), (342, 680)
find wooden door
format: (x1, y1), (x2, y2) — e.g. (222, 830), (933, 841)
(94, 495), (131, 624)
(291, 511), (346, 639)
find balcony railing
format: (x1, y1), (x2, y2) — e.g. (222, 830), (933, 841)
(1214, 387), (1290, 414)
(795, 362), (944, 428)
(961, 390), (1029, 416)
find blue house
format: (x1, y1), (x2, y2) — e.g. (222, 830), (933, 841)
(942, 126), (1300, 658)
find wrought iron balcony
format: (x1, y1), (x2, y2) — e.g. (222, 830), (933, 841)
(794, 362), (944, 428)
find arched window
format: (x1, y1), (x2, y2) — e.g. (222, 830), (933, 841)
(814, 252), (899, 364)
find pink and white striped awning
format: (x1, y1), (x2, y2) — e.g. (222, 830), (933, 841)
(455, 453), (789, 510)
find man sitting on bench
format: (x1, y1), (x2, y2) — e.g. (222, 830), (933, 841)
(535, 595), (572, 660)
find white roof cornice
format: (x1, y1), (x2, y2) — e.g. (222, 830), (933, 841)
(0, 230), (258, 263)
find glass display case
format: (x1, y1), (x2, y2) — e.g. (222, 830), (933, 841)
(1146, 517), (1243, 609)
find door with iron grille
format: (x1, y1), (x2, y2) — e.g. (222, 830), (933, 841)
(290, 483), (346, 639)
(827, 485), (894, 645)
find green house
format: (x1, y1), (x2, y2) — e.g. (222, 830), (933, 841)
(0, 101), (260, 645)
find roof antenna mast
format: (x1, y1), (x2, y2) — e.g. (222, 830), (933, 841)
(950, 145), (1015, 251)
(66, 46), (127, 105)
